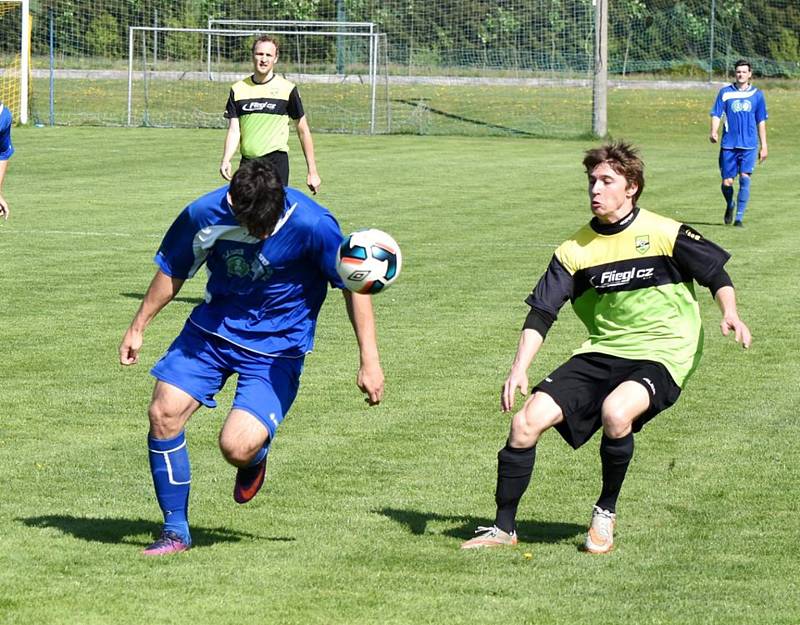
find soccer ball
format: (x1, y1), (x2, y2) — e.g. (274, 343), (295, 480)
(336, 229), (402, 294)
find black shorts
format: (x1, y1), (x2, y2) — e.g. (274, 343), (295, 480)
(241, 150), (289, 187)
(532, 352), (681, 450)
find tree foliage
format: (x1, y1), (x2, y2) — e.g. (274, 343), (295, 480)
(1, 0), (797, 76)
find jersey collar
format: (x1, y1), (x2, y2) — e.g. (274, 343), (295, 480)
(590, 206), (639, 235)
(251, 73), (275, 86)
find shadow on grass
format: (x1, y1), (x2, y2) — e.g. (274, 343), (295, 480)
(120, 292), (204, 305)
(20, 515), (295, 548)
(377, 508), (583, 544)
(686, 221), (728, 228)
(392, 98), (540, 137)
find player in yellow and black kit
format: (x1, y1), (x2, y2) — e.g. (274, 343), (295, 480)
(220, 35), (321, 193)
(461, 142), (752, 554)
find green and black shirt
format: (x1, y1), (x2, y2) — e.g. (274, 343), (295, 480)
(526, 207), (732, 387)
(224, 74), (305, 158)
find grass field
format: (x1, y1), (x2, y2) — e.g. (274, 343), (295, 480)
(1, 87), (799, 625)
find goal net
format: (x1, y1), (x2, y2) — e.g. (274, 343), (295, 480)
(0, 0), (30, 124)
(127, 23), (390, 134)
(8, 0), (799, 136)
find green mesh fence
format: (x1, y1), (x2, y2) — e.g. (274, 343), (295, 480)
(1, 0), (797, 134)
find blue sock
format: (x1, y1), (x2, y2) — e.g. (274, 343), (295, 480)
(736, 176), (751, 221)
(148, 431), (192, 543)
(249, 440), (271, 467)
(721, 183), (734, 209)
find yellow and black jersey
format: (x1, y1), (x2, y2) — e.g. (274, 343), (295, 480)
(224, 74), (305, 158)
(525, 207), (731, 387)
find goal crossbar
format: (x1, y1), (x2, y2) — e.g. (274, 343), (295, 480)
(127, 26), (387, 133)
(209, 19), (376, 32)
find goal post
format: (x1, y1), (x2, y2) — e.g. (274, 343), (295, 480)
(205, 19), (377, 80)
(127, 24), (390, 134)
(205, 19), (387, 134)
(0, 0), (30, 124)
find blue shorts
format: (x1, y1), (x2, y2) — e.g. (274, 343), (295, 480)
(150, 321), (304, 440)
(719, 148), (757, 179)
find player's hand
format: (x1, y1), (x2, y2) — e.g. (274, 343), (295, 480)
(357, 362), (384, 406)
(759, 146), (768, 163)
(720, 315), (752, 349)
(501, 368), (529, 413)
(0, 194), (8, 220)
(709, 132), (718, 144)
(119, 328), (144, 365)
(220, 160), (233, 181)
(306, 172), (321, 195)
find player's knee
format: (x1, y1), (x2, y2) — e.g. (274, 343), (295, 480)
(600, 405), (634, 439)
(218, 431), (258, 467)
(509, 399), (558, 447)
(147, 400), (182, 437)
(722, 178), (734, 186)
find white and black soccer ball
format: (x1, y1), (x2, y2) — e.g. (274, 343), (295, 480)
(336, 229), (402, 294)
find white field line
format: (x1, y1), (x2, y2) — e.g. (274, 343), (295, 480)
(0, 227), (159, 238)
(1, 227), (561, 248)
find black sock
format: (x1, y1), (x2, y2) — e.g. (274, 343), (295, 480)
(494, 443), (536, 534)
(595, 432), (634, 513)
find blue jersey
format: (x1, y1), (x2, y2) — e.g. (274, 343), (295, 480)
(709, 84), (767, 150)
(0, 104), (13, 160)
(155, 186), (346, 357)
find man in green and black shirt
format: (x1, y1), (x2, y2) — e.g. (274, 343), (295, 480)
(461, 142), (751, 554)
(220, 36), (321, 193)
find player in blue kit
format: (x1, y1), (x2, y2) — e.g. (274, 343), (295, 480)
(709, 59), (768, 227)
(0, 102), (14, 219)
(119, 160), (384, 556)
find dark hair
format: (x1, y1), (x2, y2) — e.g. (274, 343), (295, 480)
(583, 141), (645, 205)
(734, 59), (752, 71)
(251, 35), (280, 55)
(229, 160), (285, 239)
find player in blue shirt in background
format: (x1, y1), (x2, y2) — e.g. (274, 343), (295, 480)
(709, 59), (768, 227)
(0, 101), (14, 219)
(119, 160), (385, 556)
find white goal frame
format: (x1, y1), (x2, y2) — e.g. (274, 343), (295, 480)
(205, 20), (384, 134)
(128, 24), (387, 133)
(0, 0), (30, 124)
(206, 19), (377, 82)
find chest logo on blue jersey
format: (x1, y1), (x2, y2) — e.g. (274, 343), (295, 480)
(223, 248), (273, 281)
(225, 249), (250, 277)
(635, 235), (650, 255)
(731, 99), (752, 113)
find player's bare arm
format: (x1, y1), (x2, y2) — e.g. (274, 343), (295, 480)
(220, 118), (241, 181)
(502, 328), (544, 412)
(714, 285), (751, 349)
(119, 270), (185, 365)
(0, 159), (9, 219)
(758, 120), (768, 162)
(709, 116), (721, 143)
(343, 290), (384, 405)
(295, 116), (321, 194)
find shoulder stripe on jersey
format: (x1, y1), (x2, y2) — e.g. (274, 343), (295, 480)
(721, 89), (756, 102)
(271, 202), (297, 237)
(190, 225), (256, 276)
(235, 98), (289, 117)
(573, 255), (690, 299)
